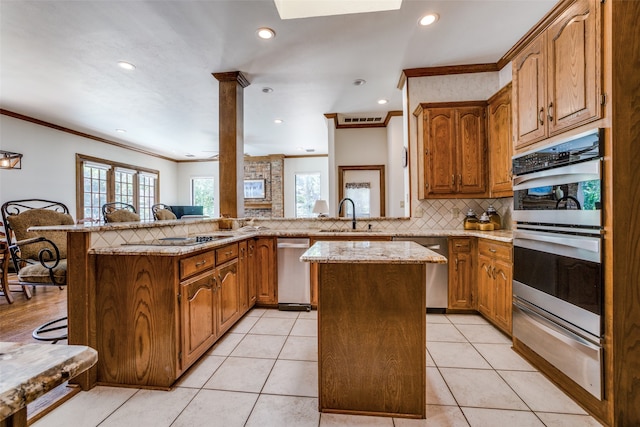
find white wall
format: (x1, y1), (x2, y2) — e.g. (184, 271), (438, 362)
(0, 115), (178, 217)
(333, 127), (387, 216)
(176, 161), (220, 216)
(386, 115), (407, 217)
(283, 156), (329, 217)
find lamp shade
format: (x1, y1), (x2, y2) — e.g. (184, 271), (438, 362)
(312, 199), (329, 216)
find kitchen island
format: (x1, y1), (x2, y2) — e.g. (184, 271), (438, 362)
(301, 240), (446, 419)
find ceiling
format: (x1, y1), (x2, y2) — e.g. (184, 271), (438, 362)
(0, 0), (557, 160)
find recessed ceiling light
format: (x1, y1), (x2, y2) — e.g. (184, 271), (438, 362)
(117, 61), (136, 70)
(377, 99), (388, 105)
(353, 79), (366, 86)
(262, 87), (274, 93)
(115, 128), (127, 133)
(256, 27), (276, 39)
(418, 13), (439, 26)
(274, 119), (283, 124)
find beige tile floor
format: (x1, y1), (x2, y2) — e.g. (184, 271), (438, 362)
(34, 309), (603, 426)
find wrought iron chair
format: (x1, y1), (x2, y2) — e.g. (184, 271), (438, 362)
(1, 199), (74, 342)
(101, 202), (139, 223)
(151, 203), (177, 220)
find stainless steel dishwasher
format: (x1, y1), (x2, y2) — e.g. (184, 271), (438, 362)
(277, 237), (311, 311)
(393, 236), (448, 311)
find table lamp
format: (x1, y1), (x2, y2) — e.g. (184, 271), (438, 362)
(312, 199), (329, 217)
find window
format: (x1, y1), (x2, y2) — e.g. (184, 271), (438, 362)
(76, 155), (159, 222)
(138, 172), (158, 221)
(295, 173), (321, 218)
(191, 177), (215, 217)
(82, 161), (109, 222)
(345, 182), (371, 218)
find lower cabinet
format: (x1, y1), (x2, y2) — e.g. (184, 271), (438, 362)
(94, 239), (254, 388)
(217, 257), (239, 335)
(254, 237), (278, 306)
(448, 237), (476, 311)
(180, 271), (217, 368)
(476, 239), (513, 335)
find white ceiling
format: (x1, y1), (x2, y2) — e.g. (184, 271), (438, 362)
(0, 0), (557, 160)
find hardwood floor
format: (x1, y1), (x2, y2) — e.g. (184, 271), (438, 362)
(0, 275), (75, 422)
(0, 276), (67, 343)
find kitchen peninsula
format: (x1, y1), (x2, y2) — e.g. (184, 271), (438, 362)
(32, 218), (505, 392)
(301, 240), (447, 419)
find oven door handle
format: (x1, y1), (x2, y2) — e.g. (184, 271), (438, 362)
(513, 297), (601, 348)
(514, 230), (600, 253)
(512, 158), (600, 189)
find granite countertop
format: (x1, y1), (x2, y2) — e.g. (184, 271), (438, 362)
(0, 342), (98, 420)
(300, 240), (448, 264)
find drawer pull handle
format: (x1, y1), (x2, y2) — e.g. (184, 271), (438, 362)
(224, 251), (233, 256)
(489, 248), (497, 253)
(195, 260), (207, 267)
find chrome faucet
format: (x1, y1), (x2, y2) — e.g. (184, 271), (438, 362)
(338, 197), (357, 230)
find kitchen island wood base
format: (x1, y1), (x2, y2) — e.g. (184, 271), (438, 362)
(317, 262), (426, 419)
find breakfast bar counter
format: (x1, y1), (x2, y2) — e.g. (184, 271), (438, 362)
(0, 342), (97, 427)
(301, 241), (446, 419)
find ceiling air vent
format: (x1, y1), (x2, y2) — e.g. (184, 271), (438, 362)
(336, 113), (385, 128)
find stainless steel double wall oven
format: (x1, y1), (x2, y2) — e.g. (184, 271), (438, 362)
(511, 129), (604, 400)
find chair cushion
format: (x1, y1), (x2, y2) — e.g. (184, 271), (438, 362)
(7, 209), (74, 259)
(155, 209), (177, 220)
(105, 210), (140, 223)
(18, 259), (67, 284)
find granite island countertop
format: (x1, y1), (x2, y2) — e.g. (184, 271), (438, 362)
(0, 342), (98, 421)
(300, 240), (448, 264)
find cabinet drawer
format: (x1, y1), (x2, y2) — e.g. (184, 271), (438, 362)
(216, 243), (238, 266)
(478, 239), (512, 261)
(180, 251), (215, 279)
(450, 238), (471, 253)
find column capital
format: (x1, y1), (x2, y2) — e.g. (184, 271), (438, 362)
(212, 71), (250, 88)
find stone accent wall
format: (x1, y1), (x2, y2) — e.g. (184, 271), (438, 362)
(244, 155), (284, 218)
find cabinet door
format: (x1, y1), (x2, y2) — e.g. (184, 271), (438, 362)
(513, 32), (548, 149)
(217, 258), (239, 334)
(181, 273), (217, 368)
(254, 237), (277, 305)
(238, 240), (249, 314)
(492, 258), (513, 335)
(456, 107), (487, 195)
(247, 239), (257, 306)
(448, 238), (475, 310)
(547, 0), (600, 135)
(477, 253), (493, 317)
(488, 85), (513, 197)
(426, 108), (457, 195)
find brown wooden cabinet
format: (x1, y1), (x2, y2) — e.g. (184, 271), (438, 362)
(476, 239), (513, 335)
(487, 84), (513, 197)
(415, 102), (487, 198)
(217, 257), (239, 335)
(513, 0), (601, 150)
(93, 239), (253, 388)
(180, 270), (217, 368)
(254, 237), (277, 306)
(447, 237), (476, 311)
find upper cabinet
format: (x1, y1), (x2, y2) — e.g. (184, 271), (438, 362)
(487, 84), (513, 198)
(415, 102), (487, 199)
(512, 0), (601, 150)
